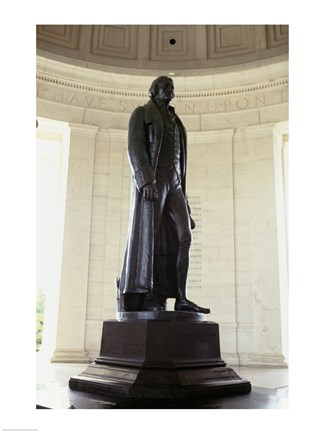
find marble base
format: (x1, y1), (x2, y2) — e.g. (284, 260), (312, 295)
(51, 349), (90, 364)
(116, 310), (207, 322)
(69, 315), (251, 399)
(248, 353), (288, 367)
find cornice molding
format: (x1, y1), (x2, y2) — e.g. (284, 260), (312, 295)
(36, 73), (288, 100)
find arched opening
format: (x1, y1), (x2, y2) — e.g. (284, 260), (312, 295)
(36, 118), (70, 359)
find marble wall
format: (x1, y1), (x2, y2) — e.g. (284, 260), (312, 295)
(36, 55), (289, 366)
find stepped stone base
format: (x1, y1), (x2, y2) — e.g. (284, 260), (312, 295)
(69, 313), (251, 399)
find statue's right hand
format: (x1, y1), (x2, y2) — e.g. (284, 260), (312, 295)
(142, 183), (158, 201)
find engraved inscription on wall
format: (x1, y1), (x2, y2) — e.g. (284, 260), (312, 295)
(36, 78), (288, 116)
(187, 195), (202, 290)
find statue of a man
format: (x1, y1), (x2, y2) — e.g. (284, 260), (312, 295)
(117, 76), (210, 314)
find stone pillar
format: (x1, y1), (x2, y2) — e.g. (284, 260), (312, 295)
(246, 123), (287, 367)
(273, 122), (289, 365)
(52, 123), (98, 363)
(232, 126), (254, 365)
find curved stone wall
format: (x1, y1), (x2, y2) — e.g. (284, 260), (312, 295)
(36, 53), (289, 367)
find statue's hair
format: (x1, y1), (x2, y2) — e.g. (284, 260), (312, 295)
(148, 76), (174, 99)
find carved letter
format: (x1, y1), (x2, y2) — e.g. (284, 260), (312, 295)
(225, 99), (232, 111)
(69, 94), (80, 106)
(185, 103), (195, 114)
(236, 98), (249, 110)
(207, 101), (217, 113)
(85, 94), (95, 107)
(255, 95), (266, 107)
(119, 100), (127, 112)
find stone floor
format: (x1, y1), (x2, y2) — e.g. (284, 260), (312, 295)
(36, 356), (289, 409)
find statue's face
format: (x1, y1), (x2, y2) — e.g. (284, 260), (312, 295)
(155, 79), (175, 101)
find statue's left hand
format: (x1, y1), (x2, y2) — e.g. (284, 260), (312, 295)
(142, 183), (158, 201)
(190, 216), (196, 230)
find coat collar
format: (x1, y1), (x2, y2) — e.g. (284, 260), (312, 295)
(145, 99), (162, 126)
(145, 99), (177, 124)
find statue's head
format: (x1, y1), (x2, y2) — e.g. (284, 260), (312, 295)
(148, 76), (175, 101)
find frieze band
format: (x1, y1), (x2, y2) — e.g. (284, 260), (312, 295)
(37, 76), (288, 115)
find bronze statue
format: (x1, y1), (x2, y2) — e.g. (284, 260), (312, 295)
(117, 76), (210, 314)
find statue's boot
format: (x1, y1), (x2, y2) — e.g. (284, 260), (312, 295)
(174, 246), (210, 314)
(142, 291), (165, 311)
(175, 298), (210, 314)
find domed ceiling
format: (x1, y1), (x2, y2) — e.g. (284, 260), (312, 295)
(36, 25), (288, 74)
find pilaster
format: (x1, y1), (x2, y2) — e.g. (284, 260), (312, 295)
(245, 123), (287, 366)
(52, 123), (99, 363)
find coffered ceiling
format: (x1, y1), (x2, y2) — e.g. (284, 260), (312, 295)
(37, 25), (288, 73)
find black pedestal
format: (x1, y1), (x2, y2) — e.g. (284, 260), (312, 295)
(69, 312), (251, 399)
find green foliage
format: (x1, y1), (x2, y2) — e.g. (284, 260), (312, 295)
(36, 291), (45, 351)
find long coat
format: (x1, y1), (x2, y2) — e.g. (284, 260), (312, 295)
(118, 99), (188, 297)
